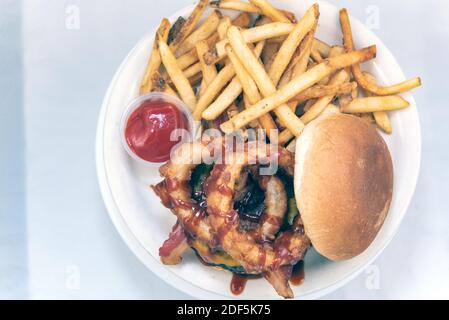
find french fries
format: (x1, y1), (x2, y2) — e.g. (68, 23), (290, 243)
(177, 13), (250, 71)
(176, 10), (222, 56)
(211, 0), (261, 13)
(220, 45), (377, 133)
(310, 48), (324, 63)
(279, 69), (350, 144)
(289, 31), (315, 80)
(301, 70), (350, 124)
(226, 25), (305, 136)
(169, 0), (208, 52)
(202, 41), (265, 120)
(140, 19), (171, 94)
(204, 22), (295, 64)
(182, 62), (202, 79)
(312, 38), (331, 58)
(217, 16), (233, 40)
(159, 40), (197, 110)
(249, 0), (291, 23)
(364, 72), (392, 134)
(293, 81), (357, 103)
(139, 0), (420, 144)
(192, 63), (236, 120)
(268, 4), (319, 86)
(340, 8), (421, 95)
(211, 0), (296, 22)
(341, 96), (410, 113)
(163, 84), (179, 98)
(281, 30), (315, 112)
(227, 45), (278, 133)
(196, 40), (218, 97)
(177, 49), (200, 70)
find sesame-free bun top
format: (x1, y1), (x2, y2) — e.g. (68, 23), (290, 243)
(294, 113), (393, 261)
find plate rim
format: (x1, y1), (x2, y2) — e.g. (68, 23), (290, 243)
(96, 0), (422, 300)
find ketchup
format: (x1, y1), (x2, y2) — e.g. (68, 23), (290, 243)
(230, 274), (248, 296)
(125, 99), (189, 162)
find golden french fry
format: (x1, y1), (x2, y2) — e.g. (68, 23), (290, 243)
(220, 45), (377, 133)
(277, 30), (315, 99)
(151, 72), (180, 98)
(163, 84), (179, 98)
(163, 61), (202, 86)
(342, 96), (410, 113)
(195, 19), (292, 120)
(177, 14), (248, 71)
(268, 4), (319, 87)
(310, 48), (323, 63)
(177, 49), (199, 70)
(280, 10), (297, 23)
(227, 26), (305, 136)
(192, 64), (236, 120)
(140, 18), (171, 94)
(159, 40), (197, 110)
(328, 45), (346, 58)
(372, 111), (392, 134)
(363, 72), (392, 134)
(285, 31), (316, 111)
(176, 10), (222, 56)
(228, 44), (278, 134)
(211, 0), (264, 13)
(169, 0), (208, 51)
(340, 8), (421, 95)
(196, 40), (218, 97)
(249, 0), (290, 23)
(202, 41), (265, 120)
(280, 69), (351, 144)
(242, 95), (261, 129)
(290, 31), (315, 78)
(301, 70), (350, 123)
(312, 38), (331, 58)
(293, 81), (357, 103)
(182, 62), (202, 79)
(217, 16), (232, 40)
(177, 33), (219, 70)
(202, 78), (242, 119)
(210, 1), (296, 22)
(204, 22), (295, 64)
(278, 67), (293, 90)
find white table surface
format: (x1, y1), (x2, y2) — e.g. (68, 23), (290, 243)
(1, 0), (448, 299)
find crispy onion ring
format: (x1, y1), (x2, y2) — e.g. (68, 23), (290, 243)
(155, 141), (219, 245)
(254, 175), (288, 241)
(205, 142), (310, 274)
(154, 140), (309, 298)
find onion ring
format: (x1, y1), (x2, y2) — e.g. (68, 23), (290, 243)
(155, 141), (220, 245)
(205, 142), (310, 273)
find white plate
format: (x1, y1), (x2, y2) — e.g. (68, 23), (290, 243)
(96, 0), (421, 299)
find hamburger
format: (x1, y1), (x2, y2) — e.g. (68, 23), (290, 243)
(294, 112), (393, 261)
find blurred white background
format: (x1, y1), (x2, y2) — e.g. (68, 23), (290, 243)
(0, 0), (448, 299)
